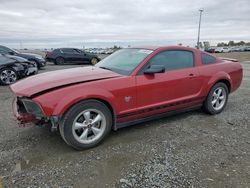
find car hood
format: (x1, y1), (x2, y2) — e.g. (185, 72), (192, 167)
(5, 54), (29, 63)
(21, 52), (42, 58)
(18, 53), (44, 60)
(10, 66), (122, 97)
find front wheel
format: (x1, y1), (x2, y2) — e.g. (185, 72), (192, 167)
(0, 68), (18, 85)
(59, 100), (113, 150)
(202, 82), (229, 115)
(55, 57), (65, 65)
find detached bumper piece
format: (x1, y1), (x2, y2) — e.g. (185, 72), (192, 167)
(26, 66), (38, 76)
(13, 97), (47, 126)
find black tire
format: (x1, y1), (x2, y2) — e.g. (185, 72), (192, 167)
(59, 100), (113, 150)
(202, 82), (229, 115)
(90, 57), (98, 65)
(0, 67), (18, 85)
(55, 57), (65, 65)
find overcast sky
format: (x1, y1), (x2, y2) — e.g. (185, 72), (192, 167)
(0, 0), (249, 48)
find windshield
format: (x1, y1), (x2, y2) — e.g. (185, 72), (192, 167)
(11, 48), (19, 54)
(95, 48), (153, 75)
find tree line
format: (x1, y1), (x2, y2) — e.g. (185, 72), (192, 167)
(217, 41), (250, 47)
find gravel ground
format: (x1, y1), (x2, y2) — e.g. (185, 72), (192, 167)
(0, 52), (250, 187)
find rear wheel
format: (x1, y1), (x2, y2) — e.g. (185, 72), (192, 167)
(0, 68), (18, 85)
(202, 82), (229, 114)
(59, 100), (113, 150)
(55, 57), (65, 65)
(90, 57), (98, 65)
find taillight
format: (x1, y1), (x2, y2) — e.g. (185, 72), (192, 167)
(46, 52), (52, 57)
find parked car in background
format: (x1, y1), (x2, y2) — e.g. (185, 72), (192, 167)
(245, 47), (250, 51)
(205, 48), (215, 53)
(237, 47), (246, 52)
(0, 45), (46, 69)
(11, 46), (242, 150)
(215, 47), (230, 53)
(230, 46), (245, 52)
(45, 48), (100, 65)
(0, 54), (37, 85)
(105, 49), (114, 54)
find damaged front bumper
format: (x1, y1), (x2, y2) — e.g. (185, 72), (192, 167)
(26, 66), (38, 76)
(13, 97), (46, 125)
(12, 97), (60, 131)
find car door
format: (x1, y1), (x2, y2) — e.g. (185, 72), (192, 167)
(73, 49), (89, 63)
(135, 50), (203, 119)
(61, 48), (76, 63)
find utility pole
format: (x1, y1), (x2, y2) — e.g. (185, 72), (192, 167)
(197, 9), (204, 49)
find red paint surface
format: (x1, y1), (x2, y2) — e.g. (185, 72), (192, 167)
(10, 46), (243, 124)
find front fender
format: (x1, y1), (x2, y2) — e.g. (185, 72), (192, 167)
(33, 86), (117, 117)
(53, 88), (117, 116)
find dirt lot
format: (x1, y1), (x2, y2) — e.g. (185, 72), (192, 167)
(0, 52), (250, 187)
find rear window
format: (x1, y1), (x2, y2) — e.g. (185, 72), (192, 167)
(53, 49), (62, 53)
(202, 53), (216, 65)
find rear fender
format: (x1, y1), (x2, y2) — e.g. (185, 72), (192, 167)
(206, 71), (232, 94)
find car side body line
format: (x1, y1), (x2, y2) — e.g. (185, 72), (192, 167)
(116, 104), (202, 129)
(116, 96), (205, 123)
(117, 96), (205, 119)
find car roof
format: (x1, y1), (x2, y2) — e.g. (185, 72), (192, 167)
(58, 48), (81, 50)
(130, 45), (197, 51)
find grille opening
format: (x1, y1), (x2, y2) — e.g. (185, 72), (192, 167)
(16, 99), (27, 113)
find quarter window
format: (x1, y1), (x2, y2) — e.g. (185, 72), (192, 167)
(148, 50), (194, 71)
(201, 53), (216, 64)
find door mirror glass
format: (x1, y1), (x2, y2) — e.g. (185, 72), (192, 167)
(144, 65), (165, 74)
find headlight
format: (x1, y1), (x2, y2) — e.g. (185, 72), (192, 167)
(35, 56), (44, 60)
(20, 98), (44, 118)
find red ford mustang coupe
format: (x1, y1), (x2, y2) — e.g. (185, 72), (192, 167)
(10, 46), (243, 150)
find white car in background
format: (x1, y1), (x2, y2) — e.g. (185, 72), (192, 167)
(215, 47), (230, 53)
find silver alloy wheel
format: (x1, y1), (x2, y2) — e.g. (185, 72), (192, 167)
(0, 69), (17, 84)
(72, 109), (106, 144)
(91, 58), (98, 65)
(211, 87), (227, 111)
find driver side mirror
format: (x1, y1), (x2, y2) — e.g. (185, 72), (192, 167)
(144, 65), (165, 74)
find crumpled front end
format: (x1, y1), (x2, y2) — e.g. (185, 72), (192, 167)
(12, 97), (48, 126)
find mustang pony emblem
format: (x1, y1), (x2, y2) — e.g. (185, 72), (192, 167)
(124, 96), (131, 103)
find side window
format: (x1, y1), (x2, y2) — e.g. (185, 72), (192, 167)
(201, 53), (216, 65)
(148, 50), (194, 71)
(62, 48), (74, 53)
(73, 49), (82, 54)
